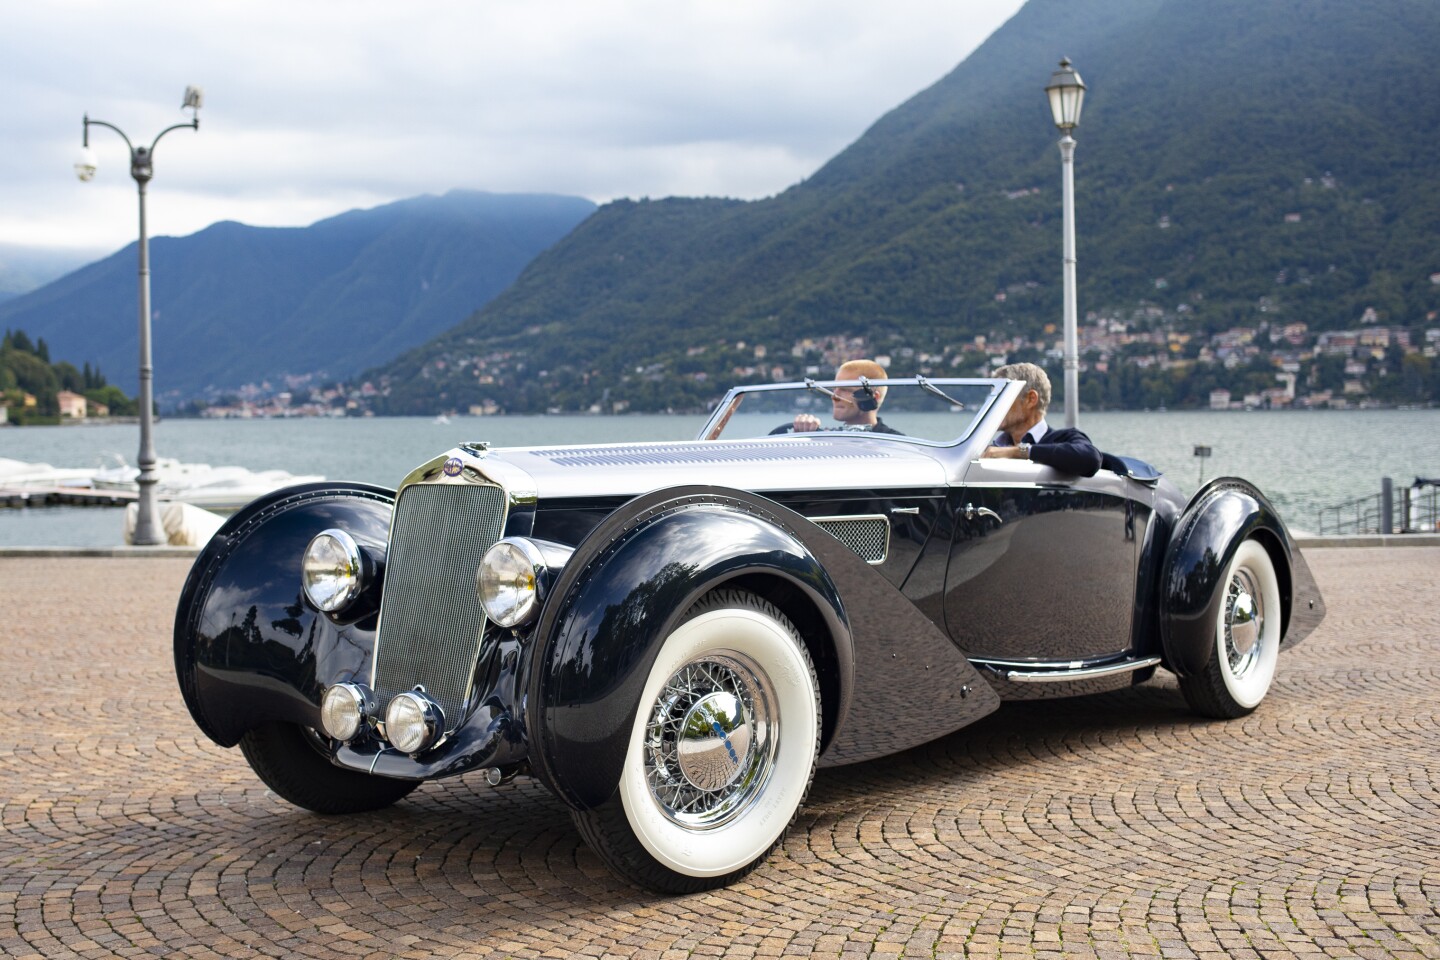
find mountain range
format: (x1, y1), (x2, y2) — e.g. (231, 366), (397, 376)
(0, 191), (595, 398)
(0, 245), (103, 304)
(370, 0), (1440, 413)
(4, 0), (1438, 414)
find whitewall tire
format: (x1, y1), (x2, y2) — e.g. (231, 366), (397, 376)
(572, 589), (820, 893)
(1180, 539), (1283, 719)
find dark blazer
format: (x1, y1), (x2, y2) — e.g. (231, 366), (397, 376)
(769, 417), (904, 436)
(870, 418), (903, 435)
(1024, 426), (1102, 477)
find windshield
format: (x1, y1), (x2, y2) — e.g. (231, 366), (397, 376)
(699, 378), (1002, 444)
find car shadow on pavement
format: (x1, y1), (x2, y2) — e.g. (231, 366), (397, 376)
(800, 677), (1202, 815)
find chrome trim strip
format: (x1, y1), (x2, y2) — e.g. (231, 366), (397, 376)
(398, 446), (538, 506)
(977, 656), (1163, 683)
(957, 480), (1054, 489)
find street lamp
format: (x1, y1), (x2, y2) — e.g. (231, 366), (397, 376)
(1044, 58), (1086, 429)
(76, 86), (202, 545)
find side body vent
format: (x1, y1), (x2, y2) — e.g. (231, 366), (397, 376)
(811, 514), (890, 565)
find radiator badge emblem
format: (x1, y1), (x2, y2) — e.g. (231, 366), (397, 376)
(442, 457), (464, 477)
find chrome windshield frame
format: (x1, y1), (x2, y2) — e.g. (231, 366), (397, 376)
(696, 377), (1012, 449)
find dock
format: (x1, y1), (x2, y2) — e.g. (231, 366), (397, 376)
(0, 485), (138, 508)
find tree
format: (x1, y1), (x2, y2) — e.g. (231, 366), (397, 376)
(3, 350), (58, 398)
(0, 327), (133, 424)
(1313, 355), (1345, 392)
(55, 361), (84, 393)
(84, 385), (135, 417)
(1399, 354), (1431, 404)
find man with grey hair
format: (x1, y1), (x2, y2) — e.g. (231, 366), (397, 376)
(980, 362), (1101, 476)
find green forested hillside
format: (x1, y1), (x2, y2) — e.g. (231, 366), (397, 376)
(1, 329), (133, 424)
(373, 0), (1440, 414)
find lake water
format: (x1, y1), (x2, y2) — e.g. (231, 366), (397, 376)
(3, 409), (1438, 545)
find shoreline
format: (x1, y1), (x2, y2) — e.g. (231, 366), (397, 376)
(3, 403), (1439, 426)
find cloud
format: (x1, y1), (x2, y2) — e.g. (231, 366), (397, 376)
(0, 0), (1024, 252)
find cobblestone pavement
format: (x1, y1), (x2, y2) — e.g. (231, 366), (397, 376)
(1, 550), (1436, 960)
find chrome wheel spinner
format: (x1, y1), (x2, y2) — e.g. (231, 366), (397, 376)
(643, 654), (778, 830)
(1223, 567), (1265, 678)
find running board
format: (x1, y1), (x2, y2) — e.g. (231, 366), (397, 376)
(974, 656), (1163, 683)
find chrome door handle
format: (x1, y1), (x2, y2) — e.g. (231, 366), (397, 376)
(963, 503), (1002, 524)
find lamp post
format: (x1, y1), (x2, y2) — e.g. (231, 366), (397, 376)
(1044, 58), (1086, 429)
(76, 86), (202, 545)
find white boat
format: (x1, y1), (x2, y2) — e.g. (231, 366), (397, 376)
(0, 457), (98, 488)
(169, 469), (328, 511)
(93, 457), (325, 512)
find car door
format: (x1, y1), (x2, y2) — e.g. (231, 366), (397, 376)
(774, 488), (951, 615)
(943, 457), (1142, 663)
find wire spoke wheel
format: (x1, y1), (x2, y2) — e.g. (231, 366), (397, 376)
(1180, 539), (1282, 719)
(1222, 567), (1265, 679)
(643, 653), (778, 829)
(571, 589), (819, 893)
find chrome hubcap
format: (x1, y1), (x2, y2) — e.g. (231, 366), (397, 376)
(677, 691), (751, 790)
(644, 654), (776, 829)
(1224, 569), (1264, 676)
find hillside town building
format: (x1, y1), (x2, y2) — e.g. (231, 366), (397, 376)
(56, 391), (87, 419)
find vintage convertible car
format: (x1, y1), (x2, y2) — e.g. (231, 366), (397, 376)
(174, 376), (1326, 892)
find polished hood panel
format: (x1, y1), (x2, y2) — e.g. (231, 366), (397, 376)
(485, 437), (950, 499)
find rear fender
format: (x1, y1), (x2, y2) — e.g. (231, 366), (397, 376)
(524, 486), (853, 811)
(173, 483), (394, 746)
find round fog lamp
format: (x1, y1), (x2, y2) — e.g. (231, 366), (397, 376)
(302, 529), (363, 613)
(320, 682), (373, 742)
(477, 538), (544, 627)
(385, 691), (443, 754)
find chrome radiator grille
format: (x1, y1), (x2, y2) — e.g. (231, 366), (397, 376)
(812, 515), (890, 564)
(373, 482), (508, 730)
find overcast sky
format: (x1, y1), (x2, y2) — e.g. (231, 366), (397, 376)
(2, 1), (1024, 256)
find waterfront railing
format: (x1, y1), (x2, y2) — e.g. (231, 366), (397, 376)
(1317, 478), (1440, 535)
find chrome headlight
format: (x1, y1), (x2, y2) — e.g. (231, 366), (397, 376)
(385, 690), (444, 754)
(476, 537), (546, 628)
(301, 529), (363, 613)
(320, 682), (375, 742)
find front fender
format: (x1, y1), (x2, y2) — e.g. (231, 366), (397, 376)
(173, 482), (394, 746)
(1160, 477), (1321, 677)
(524, 486), (853, 811)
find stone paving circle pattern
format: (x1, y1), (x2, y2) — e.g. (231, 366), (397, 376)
(0, 550), (1437, 959)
